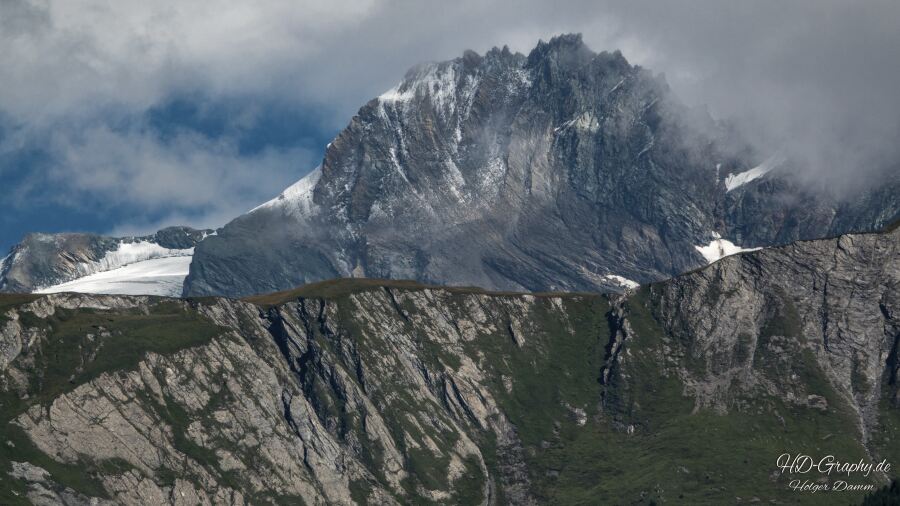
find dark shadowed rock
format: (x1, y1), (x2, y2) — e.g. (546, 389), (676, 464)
(183, 34), (900, 297)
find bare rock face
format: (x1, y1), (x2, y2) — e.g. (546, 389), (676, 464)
(184, 34), (900, 297)
(1, 224), (898, 504)
(604, 226), (899, 436)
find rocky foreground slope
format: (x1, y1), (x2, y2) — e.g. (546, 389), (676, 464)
(185, 34), (900, 297)
(0, 223), (898, 505)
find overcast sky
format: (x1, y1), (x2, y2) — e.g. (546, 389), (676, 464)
(1, 0), (899, 252)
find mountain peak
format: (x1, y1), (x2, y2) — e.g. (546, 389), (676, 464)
(184, 36), (900, 298)
(525, 33), (633, 83)
(539, 33), (586, 51)
(527, 33), (592, 64)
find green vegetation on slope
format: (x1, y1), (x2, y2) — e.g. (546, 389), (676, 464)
(455, 287), (884, 505)
(861, 479), (900, 505)
(0, 280), (895, 505)
(0, 297), (223, 504)
(264, 283), (893, 505)
(243, 277), (594, 306)
(0, 294), (40, 323)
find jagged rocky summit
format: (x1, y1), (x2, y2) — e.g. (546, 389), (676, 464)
(0, 227), (212, 297)
(1, 222), (897, 504)
(184, 34), (900, 297)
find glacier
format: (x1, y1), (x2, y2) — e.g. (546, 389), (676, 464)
(34, 255), (192, 296)
(34, 240), (195, 296)
(73, 241), (193, 277)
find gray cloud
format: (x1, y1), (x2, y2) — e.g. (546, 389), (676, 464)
(8, 123), (315, 234)
(1, 0), (898, 233)
(583, 0), (900, 190)
(50, 126), (310, 206)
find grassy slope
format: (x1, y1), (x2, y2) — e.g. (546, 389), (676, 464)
(243, 277), (594, 306)
(0, 295), (223, 504)
(297, 283), (884, 504)
(0, 294), (40, 323)
(525, 287), (876, 505)
(440, 287), (869, 504)
(1, 278), (895, 505)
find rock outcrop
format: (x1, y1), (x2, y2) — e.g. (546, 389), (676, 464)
(1, 223), (897, 504)
(184, 34), (900, 297)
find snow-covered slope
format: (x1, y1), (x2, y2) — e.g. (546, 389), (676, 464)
(35, 255), (192, 296)
(33, 241), (195, 296)
(250, 166), (321, 216)
(70, 241), (194, 278)
(0, 227), (209, 295)
(695, 232), (761, 263)
(602, 274), (639, 290)
(724, 154), (783, 192)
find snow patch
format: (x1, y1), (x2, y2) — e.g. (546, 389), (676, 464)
(512, 68), (532, 91)
(35, 256), (192, 297)
(388, 148), (411, 185)
(480, 158), (506, 196)
(557, 111), (600, 133)
(603, 274), (639, 290)
(443, 158), (467, 201)
(379, 61), (481, 125)
(379, 83), (416, 103)
(634, 133), (655, 159)
(75, 241), (193, 277)
(695, 232), (762, 263)
(379, 63), (463, 113)
(724, 154), (784, 192)
(251, 166), (322, 216)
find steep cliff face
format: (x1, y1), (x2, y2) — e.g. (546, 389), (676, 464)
(601, 224), (900, 501)
(184, 34), (900, 297)
(631, 224), (900, 432)
(0, 288), (606, 504)
(1, 224), (898, 505)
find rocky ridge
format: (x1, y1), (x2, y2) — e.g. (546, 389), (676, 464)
(0, 222), (897, 504)
(184, 34), (900, 297)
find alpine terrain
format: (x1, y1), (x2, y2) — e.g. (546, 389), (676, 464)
(0, 227), (212, 297)
(183, 34), (900, 298)
(0, 221), (897, 504)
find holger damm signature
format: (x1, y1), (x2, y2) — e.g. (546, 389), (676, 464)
(776, 453), (891, 493)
